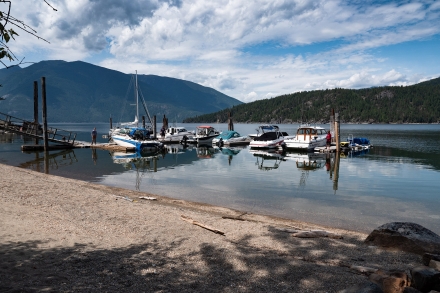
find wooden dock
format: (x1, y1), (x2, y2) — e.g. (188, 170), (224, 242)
(314, 145), (338, 153)
(21, 142), (135, 152)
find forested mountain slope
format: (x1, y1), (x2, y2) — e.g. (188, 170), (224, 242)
(184, 77), (440, 124)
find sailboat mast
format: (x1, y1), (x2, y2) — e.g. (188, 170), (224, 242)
(135, 70), (139, 126)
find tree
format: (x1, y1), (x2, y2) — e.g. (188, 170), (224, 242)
(0, 0), (56, 68)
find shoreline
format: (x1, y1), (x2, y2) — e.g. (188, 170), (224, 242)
(0, 163), (422, 292)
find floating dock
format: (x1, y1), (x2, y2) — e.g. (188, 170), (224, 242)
(21, 142), (135, 152)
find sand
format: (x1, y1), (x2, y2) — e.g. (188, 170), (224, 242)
(0, 163), (421, 292)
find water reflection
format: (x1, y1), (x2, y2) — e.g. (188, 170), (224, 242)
(214, 146), (244, 165)
(2, 124), (440, 234)
(111, 151), (161, 190)
(19, 149), (78, 172)
(249, 149), (286, 171)
(196, 146), (217, 159)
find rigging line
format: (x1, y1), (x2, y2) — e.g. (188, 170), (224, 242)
(117, 75), (135, 125)
(137, 87), (153, 126)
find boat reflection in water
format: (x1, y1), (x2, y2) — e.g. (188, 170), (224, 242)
(196, 146), (217, 159)
(213, 146), (245, 165)
(249, 149), (286, 171)
(111, 150), (163, 190)
(284, 152), (329, 186)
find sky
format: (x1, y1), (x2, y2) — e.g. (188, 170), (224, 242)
(3, 0), (440, 103)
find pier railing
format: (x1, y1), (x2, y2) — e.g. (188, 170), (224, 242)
(0, 112), (76, 145)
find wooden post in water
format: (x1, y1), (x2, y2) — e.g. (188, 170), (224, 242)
(334, 112), (340, 152)
(228, 112), (234, 131)
(142, 116), (145, 129)
(41, 77), (49, 151)
(44, 152), (49, 174)
(330, 109), (335, 143)
(33, 81), (39, 145)
(109, 116), (112, 130)
(333, 152), (340, 191)
(153, 115), (157, 139)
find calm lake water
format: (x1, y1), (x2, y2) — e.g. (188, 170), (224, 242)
(1, 123), (440, 234)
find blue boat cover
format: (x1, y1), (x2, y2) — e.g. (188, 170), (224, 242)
(352, 137), (370, 145)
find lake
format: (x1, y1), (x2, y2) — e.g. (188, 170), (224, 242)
(1, 123), (440, 234)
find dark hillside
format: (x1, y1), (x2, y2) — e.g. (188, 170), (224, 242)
(184, 77), (440, 124)
(0, 60), (242, 122)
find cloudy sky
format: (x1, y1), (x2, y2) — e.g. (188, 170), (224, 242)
(3, 0), (440, 102)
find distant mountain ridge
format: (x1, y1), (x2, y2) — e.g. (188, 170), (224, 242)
(184, 77), (440, 124)
(0, 60), (243, 122)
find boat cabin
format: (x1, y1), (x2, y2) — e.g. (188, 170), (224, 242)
(296, 127), (327, 141)
(166, 127), (190, 135)
(196, 126), (218, 137)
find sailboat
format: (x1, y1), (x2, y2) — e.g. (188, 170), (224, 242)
(111, 71), (163, 152)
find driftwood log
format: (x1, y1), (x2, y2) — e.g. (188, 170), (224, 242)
(181, 215), (225, 235)
(292, 230), (343, 239)
(139, 196), (157, 200)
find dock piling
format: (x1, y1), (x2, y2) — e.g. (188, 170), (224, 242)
(41, 77), (48, 152)
(33, 81), (39, 145)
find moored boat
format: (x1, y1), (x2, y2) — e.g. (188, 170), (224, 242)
(109, 71), (153, 139)
(194, 125), (220, 145)
(340, 134), (371, 152)
(212, 130), (248, 146)
(248, 124), (281, 139)
(112, 127), (163, 152)
(249, 128), (285, 149)
(283, 124), (328, 151)
(162, 126), (195, 142)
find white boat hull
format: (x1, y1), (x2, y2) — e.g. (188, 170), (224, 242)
(112, 135), (162, 152)
(196, 135), (217, 145)
(284, 137), (326, 150)
(249, 138), (284, 149)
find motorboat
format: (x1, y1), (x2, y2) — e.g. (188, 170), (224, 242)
(248, 124), (281, 139)
(162, 126), (194, 142)
(112, 127), (163, 152)
(193, 125), (220, 145)
(283, 124), (328, 151)
(212, 130), (248, 146)
(340, 134), (372, 153)
(249, 129), (285, 149)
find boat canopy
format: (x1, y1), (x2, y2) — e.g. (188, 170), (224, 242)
(351, 137), (370, 145)
(253, 131), (282, 141)
(129, 127), (150, 139)
(260, 125), (279, 132)
(217, 131), (241, 139)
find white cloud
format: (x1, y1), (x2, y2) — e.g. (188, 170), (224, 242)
(3, 0), (440, 101)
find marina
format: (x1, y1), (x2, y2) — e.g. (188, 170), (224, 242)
(1, 122), (440, 234)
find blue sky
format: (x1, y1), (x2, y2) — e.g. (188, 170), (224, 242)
(3, 0), (440, 102)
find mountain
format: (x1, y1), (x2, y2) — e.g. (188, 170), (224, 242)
(184, 77), (440, 124)
(0, 60), (243, 122)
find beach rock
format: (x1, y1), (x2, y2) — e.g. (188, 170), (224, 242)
(369, 270), (410, 293)
(423, 254), (440, 266)
(410, 266), (440, 292)
(364, 223), (440, 255)
(430, 260), (440, 271)
(403, 288), (422, 293)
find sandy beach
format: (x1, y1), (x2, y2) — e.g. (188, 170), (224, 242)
(0, 163), (421, 292)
